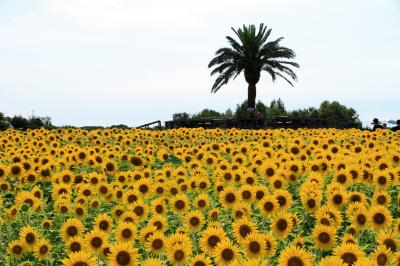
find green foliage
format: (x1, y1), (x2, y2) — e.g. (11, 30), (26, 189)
(318, 101), (362, 128)
(173, 112), (191, 121)
(233, 100), (268, 119)
(191, 109), (226, 119)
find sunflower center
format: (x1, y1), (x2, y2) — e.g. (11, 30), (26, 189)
(72, 261), (89, 266)
(356, 214), (366, 225)
(99, 221), (109, 231)
(91, 237), (102, 248)
(225, 193), (236, 203)
(26, 233), (35, 244)
(128, 195), (137, 203)
(307, 199), (316, 208)
(115, 209), (123, 216)
(194, 261), (206, 266)
(139, 185), (148, 193)
(249, 241), (261, 253)
(155, 205), (164, 213)
(154, 221), (162, 230)
(12, 245), (22, 254)
(70, 242), (81, 252)
(190, 217), (200, 227)
(377, 254), (387, 265)
(378, 176), (386, 185)
(333, 195), (343, 204)
(277, 219), (288, 231)
(117, 251), (131, 265)
(207, 235), (220, 248)
(175, 200), (185, 210)
(134, 206), (144, 216)
(256, 190), (265, 200)
(242, 191), (251, 199)
(122, 228), (132, 239)
(383, 239), (396, 252)
(277, 196), (287, 207)
(222, 248), (234, 261)
(174, 250), (185, 261)
(350, 194), (361, 202)
(341, 252), (357, 265)
(287, 256), (304, 266)
(266, 168), (274, 177)
(318, 232), (330, 243)
(39, 245), (49, 254)
(377, 196), (387, 205)
(198, 200), (206, 207)
(264, 201), (274, 211)
(152, 239), (163, 250)
(67, 226), (78, 237)
(373, 213), (386, 224)
(239, 225), (251, 237)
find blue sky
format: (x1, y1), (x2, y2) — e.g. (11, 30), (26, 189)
(1, 0), (399, 127)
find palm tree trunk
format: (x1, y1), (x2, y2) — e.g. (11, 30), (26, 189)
(247, 82), (257, 109)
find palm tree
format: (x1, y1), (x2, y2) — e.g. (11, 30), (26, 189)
(208, 24), (299, 113)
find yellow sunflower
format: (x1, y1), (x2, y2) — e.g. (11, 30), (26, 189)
(214, 239), (240, 266)
(62, 251), (97, 266)
(277, 246), (313, 266)
(108, 242), (139, 266)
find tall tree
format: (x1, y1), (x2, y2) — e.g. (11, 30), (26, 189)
(208, 24), (299, 110)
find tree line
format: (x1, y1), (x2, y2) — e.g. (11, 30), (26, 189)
(173, 99), (362, 129)
(0, 113), (53, 131)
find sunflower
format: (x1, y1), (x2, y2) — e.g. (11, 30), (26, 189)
(238, 185), (254, 203)
(146, 214), (166, 232)
(135, 178), (154, 198)
(270, 174), (286, 190)
(19, 226), (39, 250)
(145, 231), (165, 255)
(311, 225), (337, 250)
(334, 243), (364, 266)
(372, 190), (392, 207)
(65, 236), (86, 253)
(368, 205), (393, 230)
(115, 222), (137, 243)
(171, 194), (189, 213)
(260, 161), (278, 179)
(273, 189), (293, 211)
(186, 211), (204, 231)
(259, 194), (279, 217)
(199, 227), (226, 255)
(62, 251), (97, 266)
(188, 253), (212, 266)
(85, 229), (108, 253)
(316, 205), (343, 227)
(376, 230), (399, 252)
(214, 239), (240, 266)
(371, 245), (393, 266)
(166, 241), (192, 265)
(151, 198), (166, 215)
(108, 242), (139, 266)
(271, 212), (294, 239)
(60, 218), (85, 240)
(141, 258), (166, 266)
(33, 238), (51, 260)
(194, 193), (209, 210)
(219, 187), (238, 208)
(277, 246), (313, 266)
(373, 169), (392, 190)
(94, 213), (113, 233)
(318, 256), (347, 266)
(41, 219), (52, 230)
(9, 163), (24, 177)
(103, 159), (117, 173)
(7, 239), (25, 259)
(242, 233), (267, 259)
(232, 217), (258, 243)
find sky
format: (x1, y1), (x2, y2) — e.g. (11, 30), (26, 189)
(0, 0), (399, 127)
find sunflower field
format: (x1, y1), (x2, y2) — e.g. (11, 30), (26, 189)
(0, 128), (399, 266)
